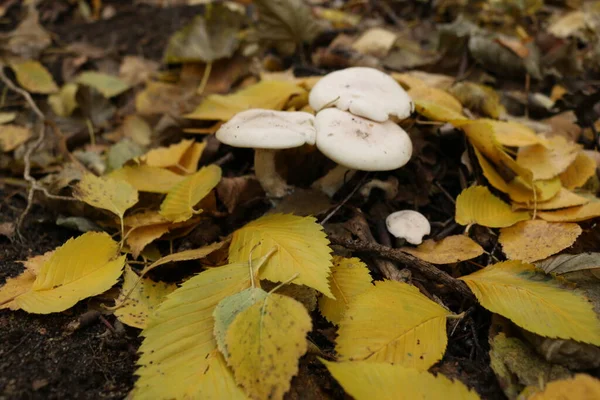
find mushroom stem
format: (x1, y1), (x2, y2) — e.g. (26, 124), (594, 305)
(254, 149), (293, 198)
(312, 165), (356, 197)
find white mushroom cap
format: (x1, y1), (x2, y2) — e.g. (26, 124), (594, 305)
(314, 108), (412, 171)
(216, 109), (317, 149)
(386, 210), (431, 245)
(309, 67), (414, 122)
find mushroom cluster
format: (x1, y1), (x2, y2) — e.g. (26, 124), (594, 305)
(215, 67), (415, 199)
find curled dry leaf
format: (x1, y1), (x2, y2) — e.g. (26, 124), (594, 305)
(516, 136), (581, 180)
(336, 280), (452, 370)
(499, 220), (582, 262)
(459, 260), (600, 346)
(408, 86), (466, 122)
(401, 235), (484, 264)
(537, 201), (600, 222)
(559, 152), (597, 190)
(455, 186), (529, 228)
(512, 188), (589, 211)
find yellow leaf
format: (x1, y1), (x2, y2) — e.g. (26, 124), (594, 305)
(226, 293), (312, 400)
(159, 164), (222, 222)
(322, 360), (480, 400)
(214, 287), (269, 358)
(512, 188), (589, 211)
(108, 165), (185, 193)
(336, 280), (452, 370)
(185, 80), (306, 121)
(402, 235), (484, 264)
(455, 186), (529, 228)
(139, 139), (195, 169)
(459, 260), (600, 345)
(517, 136), (581, 180)
(0, 124), (31, 152)
(0, 270), (35, 310)
(176, 141), (206, 174)
(318, 256), (372, 325)
(559, 152), (597, 190)
(133, 261), (252, 399)
(487, 119), (546, 147)
(499, 220), (581, 262)
(75, 71), (130, 98)
(74, 173), (138, 220)
(228, 213), (334, 297)
(537, 201), (600, 222)
(505, 176), (561, 203)
(14, 232), (125, 313)
(408, 86), (466, 122)
(145, 241), (228, 271)
(126, 223), (171, 258)
(448, 82), (506, 119)
(48, 83), (78, 117)
(10, 60), (58, 94)
(528, 374), (600, 400)
(473, 147), (510, 193)
(114, 266), (176, 329)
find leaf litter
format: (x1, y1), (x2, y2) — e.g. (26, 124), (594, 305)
(2, 1), (600, 399)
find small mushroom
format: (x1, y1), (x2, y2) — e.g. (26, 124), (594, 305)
(312, 108), (412, 196)
(309, 67), (414, 122)
(386, 210), (430, 245)
(216, 109), (316, 198)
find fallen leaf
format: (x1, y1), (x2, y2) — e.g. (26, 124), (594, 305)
(536, 253), (600, 275)
(0, 112), (17, 124)
(459, 260), (600, 345)
(10, 60), (58, 94)
(114, 266), (177, 329)
(6, 5), (51, 59)
(185, 80), (306, 121)
(559, 152), (597, 190)
(448, 82), (506, 119)
(253, 0), (324, 46)
(517, 136), (581, 180)
(336, 280), (452, 370)
(226, 292), (311, 400)
(499, 220), (582, 262)
(318, 256), (372, 325)
(408, 86), (466, 122)
(473, 148), (511, 193)
(512, 188), (589, 211)
(0, 270), (36, 310)
(75, 71), (130, 98)
(118, 55), (159, 87)
(0, 125), (31, 152)
(175, 141), (206, 174)
(48, 83), (79, 117)
(528, 374), (600, 400)
(159, 164), (222, 222)
(351, 28), (397, 58)
(489, 120), (547, 148)
(139, 139), (195, 170)
(228, 213), (333, 298)
(126, 223), (172, 258)
(402, 235), (485, 264)
(14, 232), (125, 314)
(163, 3), (244, 63)
(106, 139), (145, 172)
(322, 359), (479, 400)
(135, 81), (198, 116)
(455, 186), (529, 228)
(216, 175), (264, 213)
(122, 115), (152, 147)
(132, 260), (253, 399)
(537, 201), (600, 222)
(108, 165), (185, 193)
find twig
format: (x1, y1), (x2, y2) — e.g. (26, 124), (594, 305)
(320, 173), (370, 225)
(328, 234), (476, 301)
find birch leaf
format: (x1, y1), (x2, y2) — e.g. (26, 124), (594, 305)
(75, 71), (130, 98)
(132, 260), (253, 399)
(109, 165), (185, 194)
(10, 60), (58, 94)
(408, 86), (466, 122)
(559, 152), (597, 190)
(517, 136), (581, 180)
(512, 188), (589, 211)
(14, 232), (125, 314)
(322, 360), (480, 400)
(226, 293), (312, 400)
(228, 213), (333, 297)
(159, 165), (222, 222)
(459, 260), (600, 345)
(114, 266), (176, 329)
(318, 256), (372, 325)
(528, 374), (600, 400)
(336, 280), (452, 370)
(0, 125), (31, 152)
(455, 186), (529, 228)
(401, 235), (484, 264)
(74, 173), (138, 221)
(537, 201), (600, 222)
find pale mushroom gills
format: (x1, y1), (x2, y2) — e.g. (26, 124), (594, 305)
(386, 210), (431, 245)
(215, 109), (316, 198)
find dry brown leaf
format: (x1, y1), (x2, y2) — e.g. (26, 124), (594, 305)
(499, 220), (582, 262)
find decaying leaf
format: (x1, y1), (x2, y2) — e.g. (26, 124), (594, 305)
(401, 235), (484, 264)
(14, 232), (125, 314)
(535, 253), (600, 275)
(253, 0), (325, 46)
(10, 60), (58, 94)
(228, 213), (333, 297)
(322, 359), (480, 400)
(226, 292), (312, 400)
(114, 266), (176, 329)
(185, 80), (306, 121)
(336, 280), (452, 370)
(455, 186), (529, 228)
(499, 220), (582, 262)
(159, 165), (222, 222)
(133, 260), (252, 399)
(318, 256), (372, 325)
(460, 260), (600, 345)
(448, 82), (505, 119)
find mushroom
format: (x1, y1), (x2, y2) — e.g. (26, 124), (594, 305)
(312, 108), (412, 196)
(215, 109), (316, 198)
(309, 67), (414, 122)
(385, 210), (431, 245)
